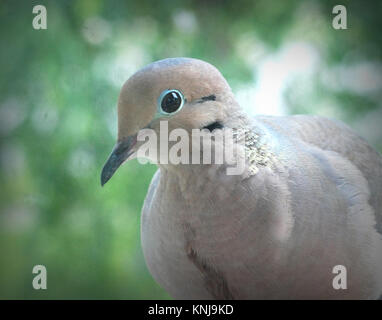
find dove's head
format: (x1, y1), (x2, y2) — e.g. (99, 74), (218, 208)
(101, 57), (243, 186)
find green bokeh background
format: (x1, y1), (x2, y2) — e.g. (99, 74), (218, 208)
(0, 0), (381, 299)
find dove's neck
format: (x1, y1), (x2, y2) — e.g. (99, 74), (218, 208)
(158, 117), (276, 188)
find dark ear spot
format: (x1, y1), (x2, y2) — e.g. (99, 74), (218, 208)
(203, 121), (224, 132)
(199, 95), (216, 102)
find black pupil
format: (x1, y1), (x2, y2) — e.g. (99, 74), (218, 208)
(161, 91), (182, 113)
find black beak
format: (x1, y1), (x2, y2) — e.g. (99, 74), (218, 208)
(100, 135), (137, 186)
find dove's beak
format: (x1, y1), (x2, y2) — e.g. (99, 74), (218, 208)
(101, 134), (137, 186)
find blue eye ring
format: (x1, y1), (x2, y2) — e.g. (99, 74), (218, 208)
(157, 89), (185, 116)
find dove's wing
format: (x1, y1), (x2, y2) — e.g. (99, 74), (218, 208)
(256, 114), (382, 234)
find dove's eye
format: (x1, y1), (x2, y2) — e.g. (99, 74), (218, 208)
(158, 89), (184, 115)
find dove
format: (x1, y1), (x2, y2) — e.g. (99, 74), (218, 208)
(101, 57), (382, 299)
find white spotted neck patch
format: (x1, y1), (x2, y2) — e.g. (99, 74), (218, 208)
(233, 127), (275, 176)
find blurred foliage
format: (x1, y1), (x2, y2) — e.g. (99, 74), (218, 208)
(0, 0), (381, 299)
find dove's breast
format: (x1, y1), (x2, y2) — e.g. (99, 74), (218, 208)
(141, 170), (215, 299)
(140, 164), (298, 299)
